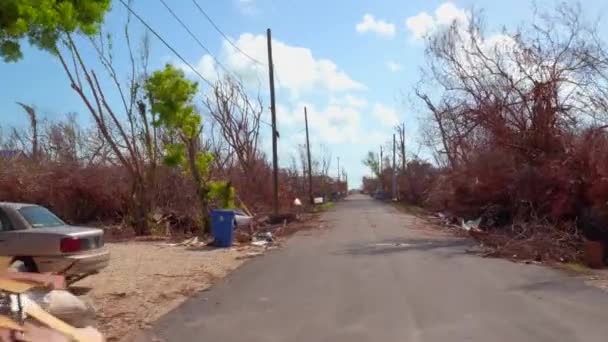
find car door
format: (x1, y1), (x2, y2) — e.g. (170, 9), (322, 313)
(0, 208), (19, 255)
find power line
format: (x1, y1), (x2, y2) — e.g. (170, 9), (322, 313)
(121, 0), (272, 127)
(118, 0), (214, 87)
(120, 0), (273, 131)
(191, 0), (266, 66)
(159, 0), (273, 129)
(158, 0), (237, 80)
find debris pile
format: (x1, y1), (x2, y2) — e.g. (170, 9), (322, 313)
(0, 271), (104, 342)
(430, 211), (585, 263)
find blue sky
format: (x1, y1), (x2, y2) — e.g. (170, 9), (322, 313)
(2, 0), (608, 188)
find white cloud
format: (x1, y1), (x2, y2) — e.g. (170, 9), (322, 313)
(177, 34), (375, 149)
(435, 2), (468, 26)
(367, 130), (391, 146)
(277, 101), (363, 144)
(405, 12), (435, 40)
(237, 0), (257, 14)
(373, 103), (399, 126)
(405, 2), (469, 40)
(356, 14), (396, 38)
(387, 61), (402, 72)
(189, 55), (220, 81)
(330, 95), (368, 109)
(183, 33), (365, 97)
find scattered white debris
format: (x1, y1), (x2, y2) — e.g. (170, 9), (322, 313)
(293, 198), (302, 206)
(461, 217), (481, 231)
(236, 252), (264, 260)
(24, 289), (96, 328)
(251, 231), (274, 247)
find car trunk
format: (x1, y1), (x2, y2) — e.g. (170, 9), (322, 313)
(8, 226), (104, 256)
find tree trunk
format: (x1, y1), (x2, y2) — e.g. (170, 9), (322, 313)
(131, 178), (150, 236)
(186, 140), (211, 235)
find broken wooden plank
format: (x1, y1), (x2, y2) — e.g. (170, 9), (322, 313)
(0, 315), (24, 332)
(22, 297), (103, 342)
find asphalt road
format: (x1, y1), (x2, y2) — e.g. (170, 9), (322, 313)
(134, 194), (608, 342)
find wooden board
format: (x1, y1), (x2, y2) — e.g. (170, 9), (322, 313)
(0, 315), (23, 332)
(0, 279), (37, 294)
(0, 273), (65, 290)
(22, 297), (102, 342)
(0, 257), (11, 270)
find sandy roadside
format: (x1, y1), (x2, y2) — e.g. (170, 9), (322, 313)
(74, 241), (264, 341)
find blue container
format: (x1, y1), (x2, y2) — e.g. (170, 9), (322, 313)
(211, 209), (235, 247)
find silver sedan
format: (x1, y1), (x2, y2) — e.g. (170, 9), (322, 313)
(0, 202), (109, 283)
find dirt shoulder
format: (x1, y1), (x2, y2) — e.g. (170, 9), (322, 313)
(74, 241), (264, 341)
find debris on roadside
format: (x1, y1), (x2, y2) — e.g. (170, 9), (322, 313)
(24, 289), (96, 328)
(461, 217), (481, 231)
(160, 236), (208, 248)
(429, 211), (584, 264)
(267, 213), (298, 225)
(234, 230), (252, 243)
(236, 252), (264, 260)
(0, 272), (104, 342)
(251, 232), (274, 247)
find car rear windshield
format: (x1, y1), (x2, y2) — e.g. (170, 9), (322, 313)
(18, 206), (65, 228)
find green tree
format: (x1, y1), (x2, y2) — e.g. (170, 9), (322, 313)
(0, 0), (111, 62)
(145, 64), (234, 231)
(362, 151), (380, 178)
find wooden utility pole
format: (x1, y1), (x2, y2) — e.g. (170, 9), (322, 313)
(337, 156), (341, 194)
(392, 133), (397, 200)
(397, 122), (406, 172)
(267, 28), (279, 214)
(379, 146), (383, 175)
(337, 157), (340, 181)
(304, 107), (313, 205)
(345, 171), (348, 191)
(379, 145), (383, 192)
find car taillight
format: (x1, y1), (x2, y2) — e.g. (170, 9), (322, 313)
(60, 237), (81, 253)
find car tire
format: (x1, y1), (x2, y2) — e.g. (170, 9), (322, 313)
(9, 258), (38, 273)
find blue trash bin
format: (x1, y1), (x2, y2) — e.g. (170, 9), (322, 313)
(211, 209), (235, 247)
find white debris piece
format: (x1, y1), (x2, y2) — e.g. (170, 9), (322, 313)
(293, 198), (302, 206)
(461, 217), (481, 231)
(251, 231), (274, 247)
(24, 289), (96, 328)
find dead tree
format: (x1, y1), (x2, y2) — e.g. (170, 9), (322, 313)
(15, 103), (39, 161)
(205, 75), (263, 174)
(54, 13), (160, 235)
(45, 113), (82, 163)
(416, 4), (608, 167)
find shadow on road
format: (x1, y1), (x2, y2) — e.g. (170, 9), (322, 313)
(337, 237), (475, 257)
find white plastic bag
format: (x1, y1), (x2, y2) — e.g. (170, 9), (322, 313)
(24, 290), (96, 328)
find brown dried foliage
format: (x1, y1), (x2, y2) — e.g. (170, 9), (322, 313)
(402, 4), (608, 260)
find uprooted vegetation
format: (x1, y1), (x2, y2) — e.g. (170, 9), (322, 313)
(364, 4), (608, 263)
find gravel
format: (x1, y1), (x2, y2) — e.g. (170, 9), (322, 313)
(73, 241), (263, 341)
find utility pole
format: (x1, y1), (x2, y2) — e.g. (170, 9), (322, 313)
(392, 133), (397, 200)
(379, 145), (383, 192)
(304, 107), (313, 205)
(337, 156), (341, 194)
(345, 171), (348, 192)
(379, 146), (383, 175)
(267, 28), (279, 215)
(337, 157), (340, 181)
